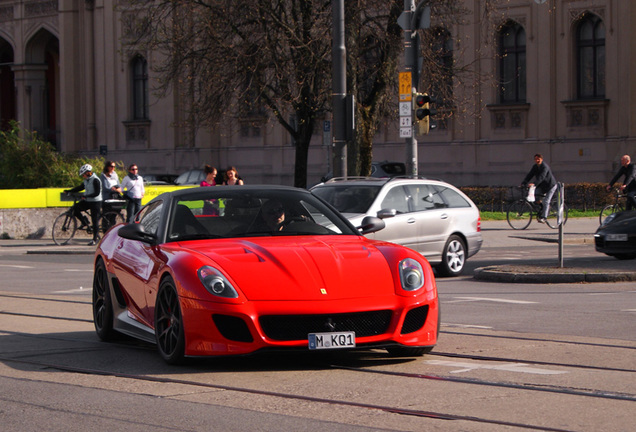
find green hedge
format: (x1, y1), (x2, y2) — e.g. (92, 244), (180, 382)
(460, 183), (615, 213)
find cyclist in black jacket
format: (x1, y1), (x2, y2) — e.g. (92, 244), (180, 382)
(521, 153), (557, 223)
(606, 154), (636, 210)
(64, 164), (103, 245)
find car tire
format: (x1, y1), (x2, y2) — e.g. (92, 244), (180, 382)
(155, 277), (186, 365)
(92, 258), (116, 341)
(436, 235), (466, 277)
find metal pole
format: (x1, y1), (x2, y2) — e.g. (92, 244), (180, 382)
(404, 0), (418, 177)
(558, 182), (564, 267)
(332, 0), (347, 178)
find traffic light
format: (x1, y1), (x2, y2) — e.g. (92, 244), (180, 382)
(413, 93), (436, 135)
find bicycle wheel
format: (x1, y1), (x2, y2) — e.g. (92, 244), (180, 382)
(599, 204), (623, 225)
(506, 200), (533, 230)
(546, 203), (568, 229)
(99, 211), (125, 236)
(52, 212), (77, 245)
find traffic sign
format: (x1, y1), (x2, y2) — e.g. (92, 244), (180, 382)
(399, 72), (412, 101)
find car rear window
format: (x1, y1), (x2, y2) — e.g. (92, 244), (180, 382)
(434, 186), (471, 208)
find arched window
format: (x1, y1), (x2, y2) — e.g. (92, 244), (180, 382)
(576, 13), (605, 99)
(498, 21), (526, 103)
(131, 55), (148, 119)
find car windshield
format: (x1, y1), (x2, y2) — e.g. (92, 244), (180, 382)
(312, 185), (381, 214)
(166, 188), (358, 241)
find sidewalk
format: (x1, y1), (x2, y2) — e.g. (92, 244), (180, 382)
(475, 217), (636, 283)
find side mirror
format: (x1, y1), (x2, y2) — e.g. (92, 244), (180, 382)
(377, 208), (397, 219)
(357, 216), (385, 235)
(118, 223), (157, 244)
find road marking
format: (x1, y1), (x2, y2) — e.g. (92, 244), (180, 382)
(622, 309), (636, 313)
(442, 323), (493, 329)
(426, 360), (567, 375)
(0, 264), (34, 269)
(64, 269), (93, 272)
(449, 297), (538, 304)
(53, 287), (89, 294)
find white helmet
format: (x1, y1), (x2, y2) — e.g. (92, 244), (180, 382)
(79, 164), (93, 176)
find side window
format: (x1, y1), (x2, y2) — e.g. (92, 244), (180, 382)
(576, 13), (605, 99)
(498, 21), (526, 103)
(380, 187), (409, 214)
(138, 201), (163, 235)
(407, 184), (445, 211)
(131, 55), (149, 120)
(435, 186), (470, 208)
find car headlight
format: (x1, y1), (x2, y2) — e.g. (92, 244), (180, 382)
(399, 258), (424, 291)
(198, 266), (238, 298)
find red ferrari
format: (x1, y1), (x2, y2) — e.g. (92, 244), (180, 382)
(92, 186), (439, 364)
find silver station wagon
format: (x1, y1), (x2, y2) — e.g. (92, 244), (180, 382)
(311, 177), (483, 277)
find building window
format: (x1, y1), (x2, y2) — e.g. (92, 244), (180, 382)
(131, 55), (148, 120)
(576, 13), (605, 99)
(498, 21), (526, 103)
(431, 27), (453, 104)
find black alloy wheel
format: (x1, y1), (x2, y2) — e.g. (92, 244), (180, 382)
(155, 277), (186, 364)
(93, 258), (115, 340)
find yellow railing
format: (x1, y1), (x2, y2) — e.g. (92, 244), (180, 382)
(0, 185), (195, 209)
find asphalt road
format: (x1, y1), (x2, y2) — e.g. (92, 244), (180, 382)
(0, 219), (635, 431)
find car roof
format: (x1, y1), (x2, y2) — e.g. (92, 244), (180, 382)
(313, 176), (448, 187)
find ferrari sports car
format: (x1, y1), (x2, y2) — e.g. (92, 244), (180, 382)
(92, 186), (439, 364)
(595, 210), (636, 260)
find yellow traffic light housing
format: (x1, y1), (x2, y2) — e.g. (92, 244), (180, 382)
(413, 93), (435, 135)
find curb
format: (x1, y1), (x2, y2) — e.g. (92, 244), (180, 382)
(474, 265), (636, 284)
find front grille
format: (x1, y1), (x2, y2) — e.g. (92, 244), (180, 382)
(259, 310), (393, 341)
(401, 305), (429, 334)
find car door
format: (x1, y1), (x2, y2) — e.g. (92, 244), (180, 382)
(110, 200), (165, 327)
(404, 183), (452, 260)
(368, 185), (421, 251)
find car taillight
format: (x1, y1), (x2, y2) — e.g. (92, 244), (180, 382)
(477, 216), (481, 232)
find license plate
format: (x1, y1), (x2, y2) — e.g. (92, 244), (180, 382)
(607, 234), (628, 241)
(308, 331), (356, 350)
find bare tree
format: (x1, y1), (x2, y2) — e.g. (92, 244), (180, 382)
(123, 0), (506, 185)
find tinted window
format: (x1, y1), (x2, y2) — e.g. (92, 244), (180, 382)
(406, 184), (446, 211)
(434, 186), (471, 208)
(165, 189), (357, 242)
(380, 186), (409, 213)
(138, 201), (163, 234)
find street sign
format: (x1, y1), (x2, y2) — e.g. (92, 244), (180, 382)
(400, 117), (411, 127)
(400, 127), (412, 138)
(399, 102), (411, 117)
(399, 72), (412, 101)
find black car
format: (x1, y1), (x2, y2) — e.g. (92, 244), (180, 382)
(174, 169), (205, 185)
(144, 173), (178, 185)
(594, 211), (636, 260)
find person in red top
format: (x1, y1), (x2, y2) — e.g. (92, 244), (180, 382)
(200, 165), (217, 187)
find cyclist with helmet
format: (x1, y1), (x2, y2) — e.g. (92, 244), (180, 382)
(64, 164), (103, 245)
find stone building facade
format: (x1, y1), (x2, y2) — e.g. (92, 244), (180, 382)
(0, 0), (634, 187)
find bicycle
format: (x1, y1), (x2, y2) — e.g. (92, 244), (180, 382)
(52, 193), (126, 245)
(599, 188), (627, 225)
(506, 186), (569, 230)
